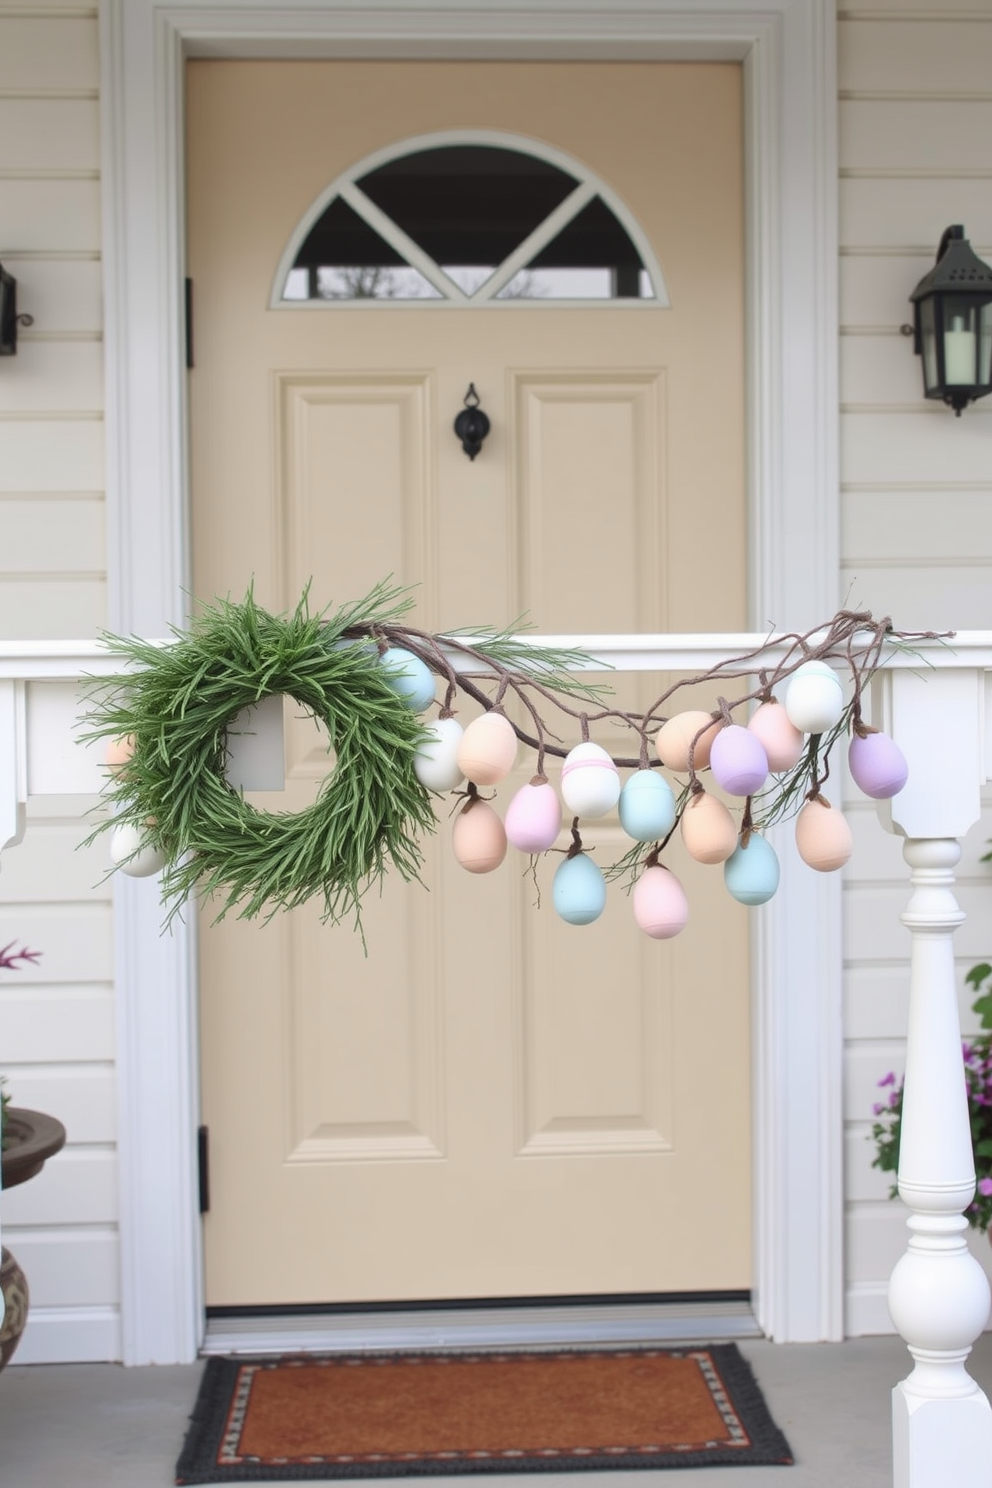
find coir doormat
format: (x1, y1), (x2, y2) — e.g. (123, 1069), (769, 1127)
(175, 1343), (793, 1483)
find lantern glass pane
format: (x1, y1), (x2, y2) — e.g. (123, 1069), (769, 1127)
(920, 297), (938, 394)
(980, 302), (992, 390)
(942, 295), (979, 386)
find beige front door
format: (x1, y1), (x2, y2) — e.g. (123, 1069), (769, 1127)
(186, 60), (749, 1307)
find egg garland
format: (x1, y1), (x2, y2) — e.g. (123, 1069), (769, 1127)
(82, 581), (925, 937)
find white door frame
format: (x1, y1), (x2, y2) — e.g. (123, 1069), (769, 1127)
(99, 0), (839, 1364)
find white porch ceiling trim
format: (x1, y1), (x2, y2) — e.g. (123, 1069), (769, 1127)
(99, 0), (839, 1363)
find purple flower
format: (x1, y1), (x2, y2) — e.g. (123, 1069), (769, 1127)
(977, 1178), (992, 1197)
(878, 1072), (896, 1088)
(872, 1103), (885, 1116)
(889, 1090), (900, 1107)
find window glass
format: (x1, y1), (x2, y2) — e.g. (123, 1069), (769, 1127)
(280, 142), (662, 305)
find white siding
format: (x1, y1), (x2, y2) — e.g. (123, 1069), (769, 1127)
(0, 2), (116, 1364)
(839, 3), (992, 1334)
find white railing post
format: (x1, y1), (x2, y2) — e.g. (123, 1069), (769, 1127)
(887, 838), (992, 1487)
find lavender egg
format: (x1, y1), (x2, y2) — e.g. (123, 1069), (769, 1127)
(619, 770), (677, 843)
(723, 834), (780, 906)
(505, 781), (563, 853)
(553, 853), (607, 926)
(709, 724), (769, 797)
(848, 731), (909, 800)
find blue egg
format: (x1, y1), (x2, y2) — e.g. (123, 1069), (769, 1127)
(379, 646), (437, 712)
(553, 853), (607, 926)
(619, 770), (677, 842)
(723, 834), (780, 906)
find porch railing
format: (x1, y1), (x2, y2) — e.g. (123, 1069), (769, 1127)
(1, 630), (992, 1488)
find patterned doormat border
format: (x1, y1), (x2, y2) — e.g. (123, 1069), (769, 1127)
(176, 1342), (793, 1482)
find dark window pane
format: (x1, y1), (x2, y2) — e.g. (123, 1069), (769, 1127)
(356, 146), (578, 265)
(498, 197), (652, 300)
(295, 196), (406, 270)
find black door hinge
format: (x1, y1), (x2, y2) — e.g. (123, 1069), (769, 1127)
(197, 1124), (210, 1214)
(185, 278), (194, 369)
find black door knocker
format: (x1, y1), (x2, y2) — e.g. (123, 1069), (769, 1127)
(454, 384), (491, 461)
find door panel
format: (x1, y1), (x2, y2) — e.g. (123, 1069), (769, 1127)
(187, 59), (749, 1306)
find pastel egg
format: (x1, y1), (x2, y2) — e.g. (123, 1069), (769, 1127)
(452, 800), (507, 873)
(632, 865), (689, 939)
(619, 770), (677, 843)
(747, 702), (805, 772)
(379, 647), (437, 712)
(679, 791), (738, 864)
(104, 734), (136, 775)
(655, 711), (720, 772)
(724, 834), (780, 906)
(110, 820), (168, 878)
(560, 742), (621, 819)
(795, 797), (853, 872)
(848, 731), (909, 800)
(414, 717), (465, 793)
(553, 853), (607, 926)
(456, 712), (518, 786)
(709, 725), (769, 797)
(505, 781), (562, 853)
(785, 661), (844, 735)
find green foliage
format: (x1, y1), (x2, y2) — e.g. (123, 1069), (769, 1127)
(81, 584), (440, 931)
(872, 959), (992, 1233)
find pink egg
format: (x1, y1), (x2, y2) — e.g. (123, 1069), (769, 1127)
(452, 800), (507, 873)
(504, 781), (563, 853)
(456, 712), (518, 786)
(709, 724), (769, 797)
(747, 702), (805, 772)
(633, 865), (689, 939)
(679, 791), (738, 864)
(104, 734), (136, 775)
(795, 797), (853, 872)
(655, 711), (720, 772)
(848, 731), (909, 800)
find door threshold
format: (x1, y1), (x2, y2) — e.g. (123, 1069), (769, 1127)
(202, 1298), (762, 1356)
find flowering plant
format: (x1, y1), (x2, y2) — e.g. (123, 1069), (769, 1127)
(0, 941), (41, 1149)
(871, 961), (992, 1233)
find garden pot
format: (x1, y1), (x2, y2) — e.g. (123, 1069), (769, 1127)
(0, 1108), (66, 1372)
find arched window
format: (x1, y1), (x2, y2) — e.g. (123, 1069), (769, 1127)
(272, 133), (668, 306)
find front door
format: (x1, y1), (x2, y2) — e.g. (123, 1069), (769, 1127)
(186, 60), (749, 1307)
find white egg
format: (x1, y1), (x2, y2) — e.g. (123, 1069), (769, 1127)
(560, 742), (621, 819)
(414, 717), (465, 793)
(785, 661), (844, 735)
(110, 821), (168, 878)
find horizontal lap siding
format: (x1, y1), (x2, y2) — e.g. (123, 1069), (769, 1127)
(0, 4), (117, 1364)
(839, 6), (992, 1334)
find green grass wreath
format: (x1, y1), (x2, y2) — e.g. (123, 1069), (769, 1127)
(82, 584), (438, 928)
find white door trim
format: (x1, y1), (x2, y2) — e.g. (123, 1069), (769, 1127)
(99, 0), (839, 1364)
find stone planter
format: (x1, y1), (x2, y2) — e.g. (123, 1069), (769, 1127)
(0, 1108), (66, 1369)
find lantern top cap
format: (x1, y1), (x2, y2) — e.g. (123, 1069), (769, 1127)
(910, 225), (992, 303)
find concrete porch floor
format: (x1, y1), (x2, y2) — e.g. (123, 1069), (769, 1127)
(3, 1333), (992, 1487)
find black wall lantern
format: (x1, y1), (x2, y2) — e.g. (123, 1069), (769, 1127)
(0, 262), (19, 356)
(909, 226), (992, 415)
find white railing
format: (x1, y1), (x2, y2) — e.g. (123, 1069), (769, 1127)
(2, 631), (992, 1486)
